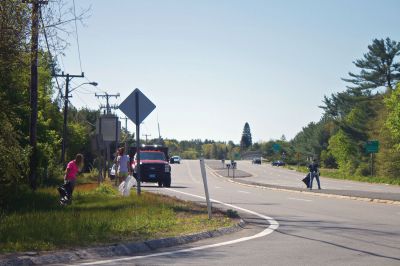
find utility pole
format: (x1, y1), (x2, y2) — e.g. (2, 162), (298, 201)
(120, 116), (129, 151)
(27, 0), (48, 190)
(95, 93), (120, 114)
(53, 71), (85, 164)
(157, 115), (162, 145)
(142, 133), (151, 144)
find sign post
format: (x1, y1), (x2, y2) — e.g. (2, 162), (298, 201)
(200, 158), (212, 220)
(119, 89), (156, 195)
(365, 140), (379, 176)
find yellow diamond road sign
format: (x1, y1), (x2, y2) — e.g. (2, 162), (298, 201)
(119, 88), (156, 125)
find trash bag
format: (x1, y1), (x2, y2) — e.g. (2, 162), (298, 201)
(118, 180), (126, 195)
(118, 175), (136, 196)
(57, 182), (73, 205)
(302, 173), (310, 188)
(109, 164), (116, 180)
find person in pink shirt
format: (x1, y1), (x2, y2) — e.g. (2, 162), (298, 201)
(58, 154), (84, 205)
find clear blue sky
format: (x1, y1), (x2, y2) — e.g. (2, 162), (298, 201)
(59, 0), (400, 143)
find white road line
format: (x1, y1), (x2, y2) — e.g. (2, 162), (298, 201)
(215, 186), (221, 189)
(288, 197), (312, 202)
(78, 189), (279, 266)
(185, 160), (199, 183)
(238, 190), (250, 194)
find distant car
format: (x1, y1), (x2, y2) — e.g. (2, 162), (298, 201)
(272, 160), (285, 166)
(252, 158), (261, 164)
(170, 156), (181, 164)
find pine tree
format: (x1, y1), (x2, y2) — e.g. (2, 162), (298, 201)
(240, 122), (252, 150)
(342, 38), (400, 91)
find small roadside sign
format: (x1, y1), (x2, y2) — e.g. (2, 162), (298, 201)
(273, 143), (281, 153)
(365, 140), (379, 153)
(119, 89), (156, 125)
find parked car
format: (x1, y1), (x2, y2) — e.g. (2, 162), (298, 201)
(252, 158), (261, 164)
(170, 156), (181, 164)
(272, 160), (285, 166)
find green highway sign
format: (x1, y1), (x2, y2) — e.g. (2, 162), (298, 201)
(365, 140), (379, 153)
(272, 143), (281, 153)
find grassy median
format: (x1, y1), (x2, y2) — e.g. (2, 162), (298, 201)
(0, 183), (234, 253)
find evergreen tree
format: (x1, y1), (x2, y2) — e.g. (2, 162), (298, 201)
(240, 122), (252, 150)
(342, 38), (400, 91)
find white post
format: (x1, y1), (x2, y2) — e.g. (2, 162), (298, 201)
(200, 157), (212, 219)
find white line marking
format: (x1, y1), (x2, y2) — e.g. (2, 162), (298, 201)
(185, 161), (200, 183)
(238, 190), (250, 194)
(288, 197), (312, 202)
(215, 186), (221, 189)
(78, 189), (279, 265)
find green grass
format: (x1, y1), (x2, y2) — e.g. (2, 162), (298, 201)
(0, 183), (234, 253)
(285, 165), (400, 185)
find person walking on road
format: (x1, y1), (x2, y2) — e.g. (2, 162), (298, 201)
(59, 153), (84, 205)
(116, 147), (130, 184)
(308, 159), (321, 190)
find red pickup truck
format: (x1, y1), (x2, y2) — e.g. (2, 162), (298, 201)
(130, 145), (171, 187)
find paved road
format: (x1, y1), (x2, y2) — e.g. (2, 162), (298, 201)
(207, 160), (400, 201)
(212, 160), (400, 193)
(70, 160), (400, 266)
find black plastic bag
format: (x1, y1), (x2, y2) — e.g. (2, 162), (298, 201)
(302, 174), (310, 188)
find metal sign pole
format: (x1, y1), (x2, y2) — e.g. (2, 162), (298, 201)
(135, 91), (141, 195)
(371, 153), (373, 177)
(200, 158), (212, 220)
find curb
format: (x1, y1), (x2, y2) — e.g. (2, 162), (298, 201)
(206, 165), (400, 206)
(0, 220), (245, 266)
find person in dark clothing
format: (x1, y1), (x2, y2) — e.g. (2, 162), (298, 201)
(308, 159), (321, 190)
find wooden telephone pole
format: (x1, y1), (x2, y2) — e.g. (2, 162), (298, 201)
(27, 0), (48, 190)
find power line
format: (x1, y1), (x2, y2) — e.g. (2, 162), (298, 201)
(72, 0), (83, 72)
(95, 93), (120, 115)
(39, 8), (63, 99)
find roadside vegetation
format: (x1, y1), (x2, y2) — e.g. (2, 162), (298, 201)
(0, 183), (234, 253)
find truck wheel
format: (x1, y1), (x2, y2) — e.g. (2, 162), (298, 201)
(158, 181), (163, 187)
(163, 175), (171, 187)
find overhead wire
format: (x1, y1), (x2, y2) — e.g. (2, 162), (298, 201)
(72, 0), (83, 73)
(39, 8), (63, 99)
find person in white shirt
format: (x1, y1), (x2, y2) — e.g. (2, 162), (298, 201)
(116, 147), (130, 183)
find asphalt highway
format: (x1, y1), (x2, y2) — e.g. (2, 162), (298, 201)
(69, 160), (400, 266)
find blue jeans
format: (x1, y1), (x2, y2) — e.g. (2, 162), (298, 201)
(309, 171), (321, 189)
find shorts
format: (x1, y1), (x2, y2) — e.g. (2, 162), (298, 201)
(118, 172), (128, 178)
